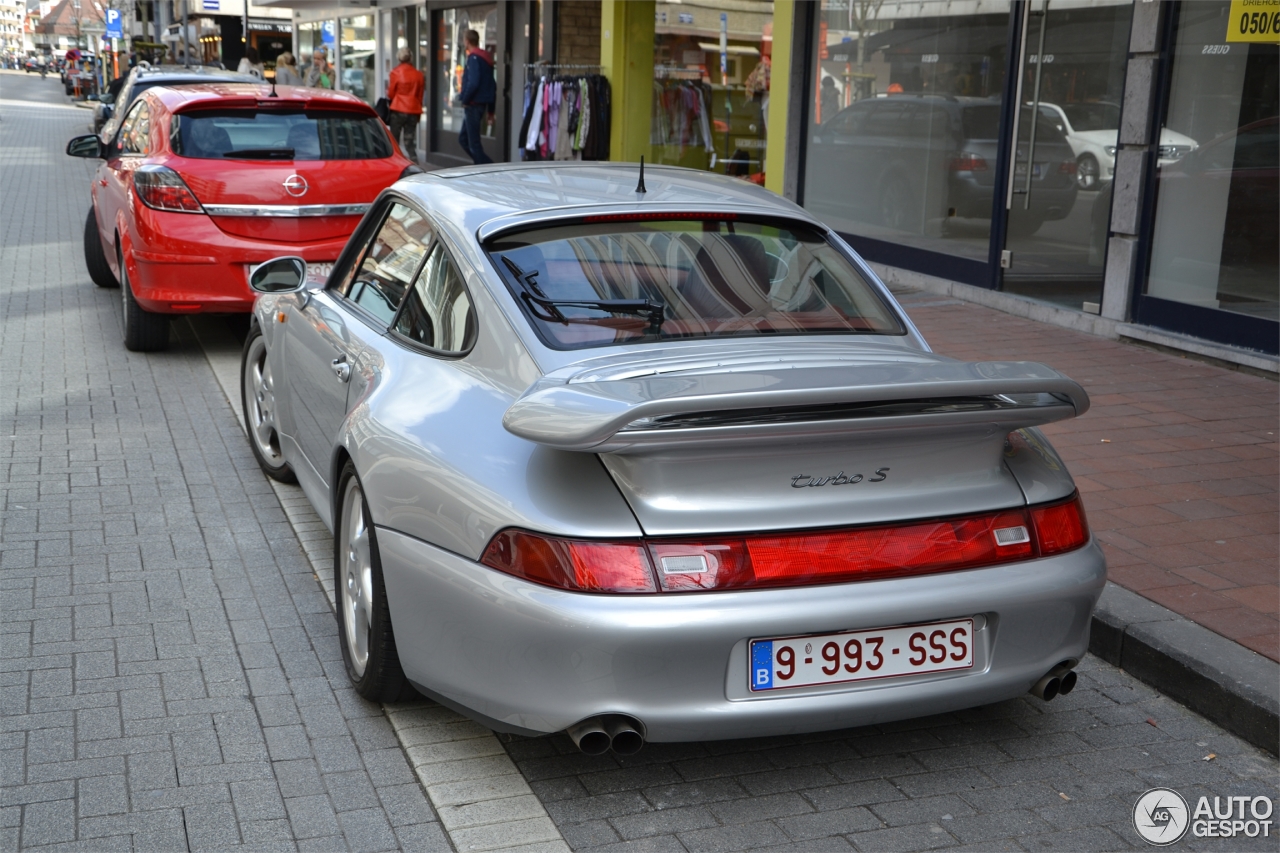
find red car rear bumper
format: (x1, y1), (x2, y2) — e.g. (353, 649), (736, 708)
(126, 209), (355, 314)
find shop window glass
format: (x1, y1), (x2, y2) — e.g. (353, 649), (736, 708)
(340, 15), (375, 104)
(438, 5), (499, 138)
(651, 0), (774, 181)
(296, 21), (330, 67)
(801, 1), (1012, 261)
(1146, 1), (1278, 322)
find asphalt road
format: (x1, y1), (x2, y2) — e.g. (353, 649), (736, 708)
(1, 69), (1276, 852)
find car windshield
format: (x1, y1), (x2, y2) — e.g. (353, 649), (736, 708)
(487, 217), (905, 350)
(171, 109), (392, 160)
(1060, 103), (1120, 132)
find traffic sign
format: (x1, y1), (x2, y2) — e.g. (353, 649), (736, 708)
(104, 8), (122, 39)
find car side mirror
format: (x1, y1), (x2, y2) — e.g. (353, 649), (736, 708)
(249, 257), (308, 293)
(66, 134), (104, 158)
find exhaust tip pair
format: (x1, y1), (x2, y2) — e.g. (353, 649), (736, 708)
(1030, 661), (1078, 702)
(567, 715), (645, 756)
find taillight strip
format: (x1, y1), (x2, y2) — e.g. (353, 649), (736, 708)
(479, 493), (1090, 595)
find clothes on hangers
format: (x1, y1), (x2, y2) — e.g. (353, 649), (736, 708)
(651, 77), (714, 155)
(519, 70), (612, 161)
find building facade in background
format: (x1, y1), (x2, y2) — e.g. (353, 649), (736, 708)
(226, 0), (1280, 357)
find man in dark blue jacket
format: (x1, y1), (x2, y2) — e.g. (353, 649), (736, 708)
(457, 29), (495, 164)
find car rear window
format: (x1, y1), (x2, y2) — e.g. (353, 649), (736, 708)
(171, 109), (392, 160)
(486, 217), (905, 350)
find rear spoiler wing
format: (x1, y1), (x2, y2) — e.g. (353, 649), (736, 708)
(503, 360), (1089, 453)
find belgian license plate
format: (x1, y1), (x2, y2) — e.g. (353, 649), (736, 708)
(1014, 162), (1044, 178)
(749, 619), (974, 692)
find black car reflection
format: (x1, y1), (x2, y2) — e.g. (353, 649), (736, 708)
(807, 95), (1079, 238)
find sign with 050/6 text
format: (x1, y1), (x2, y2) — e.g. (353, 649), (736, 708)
(1227, 0), (1280, 42)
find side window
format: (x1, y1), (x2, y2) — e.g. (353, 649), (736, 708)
(119, 101), (151, 155)
(392, 244), (476, 354)
(343, 202), (434, 325)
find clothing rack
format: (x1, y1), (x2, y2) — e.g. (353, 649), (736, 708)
(524, 63), (604, 73)
(654, 66), (704, 80)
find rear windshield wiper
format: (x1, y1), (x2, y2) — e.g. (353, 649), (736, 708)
(225, 148), (295, 159)
(501, 256), (665, 333)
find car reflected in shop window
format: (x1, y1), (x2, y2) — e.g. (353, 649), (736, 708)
(806, 96), (1078, 240)
(1036, 102), (1197, 190)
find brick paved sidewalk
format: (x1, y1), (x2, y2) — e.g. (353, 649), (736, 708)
(892, 291), (1279, 662)
(1, 73), (448, 852)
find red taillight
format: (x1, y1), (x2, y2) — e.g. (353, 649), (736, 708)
(480, 495), (1089, 595)
(949, 153), (988, 171)
(1030, 494), (1089, 556)
(480, 530), (656, 593)
(134, 165), (203, 213)
(1058, 160), (1078, 174)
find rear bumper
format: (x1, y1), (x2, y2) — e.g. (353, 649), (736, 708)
(128, 211), (349, 314)
(379, 529), (1107, 742)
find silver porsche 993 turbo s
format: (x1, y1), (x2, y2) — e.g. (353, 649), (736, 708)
(241, 163), (1104, 755)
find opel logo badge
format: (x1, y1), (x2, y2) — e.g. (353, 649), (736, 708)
(283, 174), (309, 197)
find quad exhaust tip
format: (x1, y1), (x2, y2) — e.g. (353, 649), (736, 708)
(567, 715), (646, 756)
(1030, 661), (1078, 702)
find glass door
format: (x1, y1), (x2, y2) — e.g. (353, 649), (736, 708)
(1000, 0), (1133, 312)
(429, 3), (503, 166)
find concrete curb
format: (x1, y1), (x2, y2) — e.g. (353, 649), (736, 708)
(189, 318), (571, 853)
(1090, 582), (1279, 756)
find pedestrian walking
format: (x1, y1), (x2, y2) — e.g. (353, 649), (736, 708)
(386, 48), (424, 164)
(274, 52), (304, 87)
(306, 50), (335, 89)
(237, 47), (264, 80)
(456, 29), (495, 164)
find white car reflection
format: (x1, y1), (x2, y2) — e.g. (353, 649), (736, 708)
(1037, 102), (1197, 190)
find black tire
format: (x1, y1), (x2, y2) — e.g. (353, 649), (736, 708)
(1007, 213), (1047, 239)
(1076, 154), (1100, 191)
(119, 249), (170, 352)
(878, 176), (920, 233)
(84, 208), (117, 288)
(240, 322), (296, 483)
(335, 462), (414, 702)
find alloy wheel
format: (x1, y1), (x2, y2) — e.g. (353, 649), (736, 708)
(340, 479), (374, 678)
(1077, 155), (1099, 190)
(244, 336), (284, 466)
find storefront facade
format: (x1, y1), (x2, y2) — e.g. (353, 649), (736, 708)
(256, 0), (1279, 359)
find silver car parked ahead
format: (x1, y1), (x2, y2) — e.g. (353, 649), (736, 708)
(241, 164), (1105, 754)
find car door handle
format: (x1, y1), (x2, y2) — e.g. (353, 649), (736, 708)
(331, 356), (351, 383)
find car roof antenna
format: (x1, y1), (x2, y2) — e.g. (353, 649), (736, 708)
(635, 156), (647, 195)
(268, 74), (278, 98)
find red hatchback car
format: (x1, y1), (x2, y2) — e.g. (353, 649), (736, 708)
(67, 83), (417, 351)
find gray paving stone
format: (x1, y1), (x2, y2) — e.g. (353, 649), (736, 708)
(678, 820), (792, 853)
(610, 805), (718, 840)
(19, 799), (76, 847)
(336, 807), (399, 853)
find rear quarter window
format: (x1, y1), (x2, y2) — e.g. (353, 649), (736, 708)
(171, 109), (392, 160)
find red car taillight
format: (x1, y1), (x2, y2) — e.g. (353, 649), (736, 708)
(949, 153), (988, 171)
(134, 165), (204, 213)
(480, 494), (1091, 595)
(1058, 160), (1078, 175)
(480, 530), (657, 593)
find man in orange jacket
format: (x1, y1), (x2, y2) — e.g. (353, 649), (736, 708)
(387, 48), (424, 163)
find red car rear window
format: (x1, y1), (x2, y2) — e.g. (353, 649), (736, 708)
(171, 109), (392, 161)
